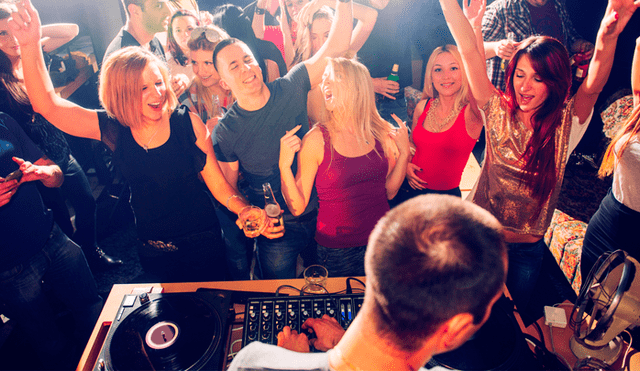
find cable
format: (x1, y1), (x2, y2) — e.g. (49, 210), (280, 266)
(620, 330), (633, 371)
(275, 285), (302, 296)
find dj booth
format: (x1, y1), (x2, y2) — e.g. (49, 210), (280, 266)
(77, 278), (640, 371)
(77, 278), (363, 371)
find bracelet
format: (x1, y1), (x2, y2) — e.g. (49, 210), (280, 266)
(255, 7), (266, 15)
(338, 0), (351, 3)
(226, 194), (241, 210)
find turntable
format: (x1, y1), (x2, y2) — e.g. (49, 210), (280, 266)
(93, 289), (233, 371)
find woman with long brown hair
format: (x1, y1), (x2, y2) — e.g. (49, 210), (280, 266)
(439, 0), (638, 313)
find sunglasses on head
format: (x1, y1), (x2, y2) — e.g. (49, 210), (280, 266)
(189, 26), (224, 43)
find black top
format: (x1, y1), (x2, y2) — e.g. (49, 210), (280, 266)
(98, 107), (217, 240)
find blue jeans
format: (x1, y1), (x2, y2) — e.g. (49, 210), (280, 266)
(0, 224), (102, 369)
(215, 204), (253, 280)
(581, 189), (640, 280)
(506, 239), (546, 313)
(256, 214), (316, 279)
(317, 244), (366, 277)
(376, 92), (408, 125)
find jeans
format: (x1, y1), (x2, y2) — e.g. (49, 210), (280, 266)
(317, 244), (366, 277)
(256, 214), (316, 279)
(215, 204), (253, 280)
(581, 189), (640, 280)
(506, 239), (546, 313)
(0, 224), (102, 369)
(376, 92), (408, 125)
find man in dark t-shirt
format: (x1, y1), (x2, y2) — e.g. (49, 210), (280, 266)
(211, 0), (353, 279)
(0, 113), (102, 369)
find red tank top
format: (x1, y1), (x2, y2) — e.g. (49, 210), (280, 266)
(410, 100), (477, 190)
(314, 125), (389, 248)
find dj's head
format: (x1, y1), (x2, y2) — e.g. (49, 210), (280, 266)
(364, 195), (507, 354)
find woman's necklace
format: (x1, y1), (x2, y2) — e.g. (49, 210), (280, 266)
(425, 98), (461, 133)
(141, 125), (162, 153)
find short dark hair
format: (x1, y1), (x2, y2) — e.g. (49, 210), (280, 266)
(366, 195), (507, 352)
(121, 0), (145, 16)
(212, 37), (242, 72)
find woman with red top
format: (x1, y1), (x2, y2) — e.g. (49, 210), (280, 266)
(394, 45), (482, 205)
(279, 58), (410, 277)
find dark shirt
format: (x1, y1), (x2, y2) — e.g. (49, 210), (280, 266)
(98, 107), (217, 240)
(0, 113), (53, 272)
(212, 63), (317, 219)
(103, 27), (167, 65)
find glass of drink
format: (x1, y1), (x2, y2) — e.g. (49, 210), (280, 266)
(303, 265), (328, 289)
(239, 206), (266, 238)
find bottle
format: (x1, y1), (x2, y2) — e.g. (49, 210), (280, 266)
(500, 32), (516, 72)
(386, 64), (403, 101)
(572, 53), (589, 81)
(263, 182), (284, 231)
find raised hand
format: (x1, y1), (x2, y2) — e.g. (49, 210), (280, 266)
(390, 113), (410, 157)
(279, 125), (302, 169)
(602, 0), (640, 38)
(7, 0), (42, 47)
(463, 0), (486, 29)
(494, 39), (521, 60)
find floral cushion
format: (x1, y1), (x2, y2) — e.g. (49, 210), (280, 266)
(544, 209), (587, 294)
(601, 95), (633, 139)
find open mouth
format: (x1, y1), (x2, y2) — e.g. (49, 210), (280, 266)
(520, 94), (534, 105)
(243, 75), (256, 84)
(441, 82), (455, 88)
(148, 102), (162, 109)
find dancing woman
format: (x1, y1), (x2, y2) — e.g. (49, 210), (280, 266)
(10, 0), (282, 283)
(279, 58), (410, 277)
(394, 44), (482, 205)
(439, 0), (638, 312)
(581, 36), (640, 278)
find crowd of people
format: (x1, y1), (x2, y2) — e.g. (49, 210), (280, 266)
(1, 0), (639, 368)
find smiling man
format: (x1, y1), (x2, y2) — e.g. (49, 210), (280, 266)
(211, 0), (353, 279)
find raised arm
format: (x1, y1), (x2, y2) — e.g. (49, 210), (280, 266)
(439, 0), (495, 108)
(303, 0), (353, 86)
(633, 36), (640, 107)
(279, 126), (322, 216)
(41, 23), (79, 53)
(252, 0), (269, 39)
(574, 0), (640, 124)
(347, 1), (377, 56)
(9, 0), (100, 140)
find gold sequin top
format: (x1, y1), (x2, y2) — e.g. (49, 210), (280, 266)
(470, 92), (575, 237)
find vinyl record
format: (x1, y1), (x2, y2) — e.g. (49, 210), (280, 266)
(109, 294), (222, 371)
(432, 297), (522, 370)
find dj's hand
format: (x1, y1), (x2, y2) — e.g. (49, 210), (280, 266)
(301, 315), (345, 351)
(277, 326), (310, 353)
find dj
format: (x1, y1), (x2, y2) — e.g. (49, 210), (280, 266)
(228, 194), (508, 371)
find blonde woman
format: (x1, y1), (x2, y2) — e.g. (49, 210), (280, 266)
(289, 0), (377, 124)
(581, 36), (640, 279)
(180, 25), (233, 134)
(394, 45), (482, 205)
(279, 58), (410, 277)
(10, 0), (281, 283)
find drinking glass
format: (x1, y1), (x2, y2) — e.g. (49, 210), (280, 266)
(303, 265), (328, 291)
(239, 206), (265, 238)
